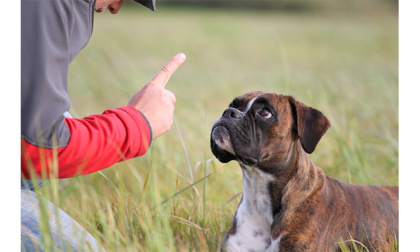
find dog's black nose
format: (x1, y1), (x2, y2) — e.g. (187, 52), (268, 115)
(222, 108), (245, 119)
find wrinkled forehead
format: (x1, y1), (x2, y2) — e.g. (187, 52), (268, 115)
(229, 92), (287, 112)
(229, 91), (262, 110)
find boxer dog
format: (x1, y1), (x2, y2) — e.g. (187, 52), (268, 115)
(210, 92), (398, 251)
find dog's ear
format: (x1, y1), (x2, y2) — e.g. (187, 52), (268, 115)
(289, 97), (330, 154)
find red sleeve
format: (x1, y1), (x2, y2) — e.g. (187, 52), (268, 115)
(21, 106), (152, 179)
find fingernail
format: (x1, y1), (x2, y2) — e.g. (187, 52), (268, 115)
(177, 53), (186, 60)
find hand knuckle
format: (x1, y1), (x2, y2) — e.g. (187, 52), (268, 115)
(161, 66), (170, 74)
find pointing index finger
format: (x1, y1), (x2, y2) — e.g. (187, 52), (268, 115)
(151, 53), (186, 87)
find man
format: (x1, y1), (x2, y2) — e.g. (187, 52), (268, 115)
(21, 0), (185, 250)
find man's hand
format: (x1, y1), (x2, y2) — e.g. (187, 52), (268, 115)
(128, 53), (186, 140)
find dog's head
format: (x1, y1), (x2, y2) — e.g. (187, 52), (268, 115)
(210, 91), (330, 172)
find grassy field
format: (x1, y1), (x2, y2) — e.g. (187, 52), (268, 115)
(37, 2), (397, 251)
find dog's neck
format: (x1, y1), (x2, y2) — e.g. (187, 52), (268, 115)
(240, 164), (276, 223)
(224, 164), (276, 251)
(269, 141), (326, 238)
(259, 139), (324, 214)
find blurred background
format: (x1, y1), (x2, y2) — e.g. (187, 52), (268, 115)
(41, 0), (398, 250)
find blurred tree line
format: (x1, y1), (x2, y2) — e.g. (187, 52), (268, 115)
(153, 0), (398, 12)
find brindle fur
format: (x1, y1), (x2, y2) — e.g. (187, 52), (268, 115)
(211, 92), (398, 252)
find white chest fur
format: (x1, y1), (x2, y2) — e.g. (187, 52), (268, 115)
(225, 166), (281, 252)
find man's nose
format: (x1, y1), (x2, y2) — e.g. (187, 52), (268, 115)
(108, 0), (123, 14)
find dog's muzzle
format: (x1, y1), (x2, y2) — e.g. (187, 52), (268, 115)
(211, 125), (235, 155)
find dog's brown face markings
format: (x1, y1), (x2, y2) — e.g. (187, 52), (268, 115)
(211, 92), (398, 252)
(211, 91), (329, 174)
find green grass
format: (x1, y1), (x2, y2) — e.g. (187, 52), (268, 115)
(35, 3), (397, 251)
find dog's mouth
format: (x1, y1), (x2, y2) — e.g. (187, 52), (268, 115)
(211, 120), (259, 166)
(211, 126), (235, 155)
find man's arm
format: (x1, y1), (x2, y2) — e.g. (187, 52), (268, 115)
(21, 54), (186, 179)
(21, 106), (152, 178)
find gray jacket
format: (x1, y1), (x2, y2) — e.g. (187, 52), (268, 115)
(21, 0), (95, 148)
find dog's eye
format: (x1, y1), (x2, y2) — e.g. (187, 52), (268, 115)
(258, 109), (272, 119)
